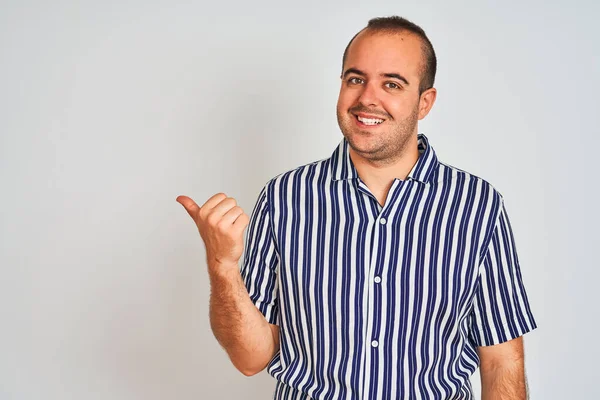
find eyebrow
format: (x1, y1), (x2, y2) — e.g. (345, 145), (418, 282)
(342, 68), (410, 86)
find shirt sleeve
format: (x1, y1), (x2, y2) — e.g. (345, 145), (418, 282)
(239, 184), (280, 325)
(469, 199), (538, 346)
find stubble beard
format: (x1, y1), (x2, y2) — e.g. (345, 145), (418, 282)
(337, 105), (420, 166)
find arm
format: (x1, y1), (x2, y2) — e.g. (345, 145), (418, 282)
(177, 193), (280, 376)
(208, 262), (280, 376)
(478, 336), (528, 400)
(470, 199), (537, 398)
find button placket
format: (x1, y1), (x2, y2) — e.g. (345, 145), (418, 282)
(366, 208), (390, 359)
(365, 179), (412, 397)
(361, 180), (403, 398)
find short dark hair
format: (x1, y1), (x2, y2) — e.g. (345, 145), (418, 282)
(341, 16), (437, 94)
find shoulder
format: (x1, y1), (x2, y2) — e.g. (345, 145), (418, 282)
(435, 160), (505, 206)
(263, 156), (332, 194)
(435, 161), (509, 243)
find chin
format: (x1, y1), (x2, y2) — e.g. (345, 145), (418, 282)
(344, 131), (381, 155)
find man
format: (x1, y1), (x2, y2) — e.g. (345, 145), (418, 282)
(177, 16), (537, 400)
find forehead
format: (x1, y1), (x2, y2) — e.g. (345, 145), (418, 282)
(344, 31), (424, 78)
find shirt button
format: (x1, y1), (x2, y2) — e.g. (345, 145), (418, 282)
(379, 218), (387, 225)
(374, 276), (382, 283)
(371, 340), (379, 348)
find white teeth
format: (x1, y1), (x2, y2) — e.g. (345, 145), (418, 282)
(357, 116), (384, 125)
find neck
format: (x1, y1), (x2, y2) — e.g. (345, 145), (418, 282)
(349, 134), (420, 206)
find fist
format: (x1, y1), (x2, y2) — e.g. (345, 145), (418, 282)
(176, 193), (250, 266)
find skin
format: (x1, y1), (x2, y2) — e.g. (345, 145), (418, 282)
(478, 336), (529, 399)
(176, 193), (279, 376)
(336, 29), (436, 207)
(177, 27), (529, 397)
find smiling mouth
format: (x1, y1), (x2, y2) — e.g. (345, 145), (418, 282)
(355, 115), (385, 126)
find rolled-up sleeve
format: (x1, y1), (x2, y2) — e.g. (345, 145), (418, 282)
(470, 199), (538, 346)
(239, 185), (280, 325)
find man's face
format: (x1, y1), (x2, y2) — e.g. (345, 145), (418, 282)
(336, 30), (428, 163)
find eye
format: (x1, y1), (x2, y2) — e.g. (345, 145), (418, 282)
(348, 77), (363, 85)
(385, 82), (401, 89)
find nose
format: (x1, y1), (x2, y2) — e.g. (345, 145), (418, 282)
(357, 81), (380, 107)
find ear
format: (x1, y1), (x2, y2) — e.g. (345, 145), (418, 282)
(417, 87), (437, 120)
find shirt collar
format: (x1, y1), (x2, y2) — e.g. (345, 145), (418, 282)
(330, 133), (439, 184)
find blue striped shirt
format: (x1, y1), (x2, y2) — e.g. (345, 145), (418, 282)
(240, 133), (537, 399)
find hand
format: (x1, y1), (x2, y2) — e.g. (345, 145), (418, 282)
(176, 193), (250, 267)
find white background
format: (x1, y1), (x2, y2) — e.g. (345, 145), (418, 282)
(1, 0), (598, 398)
